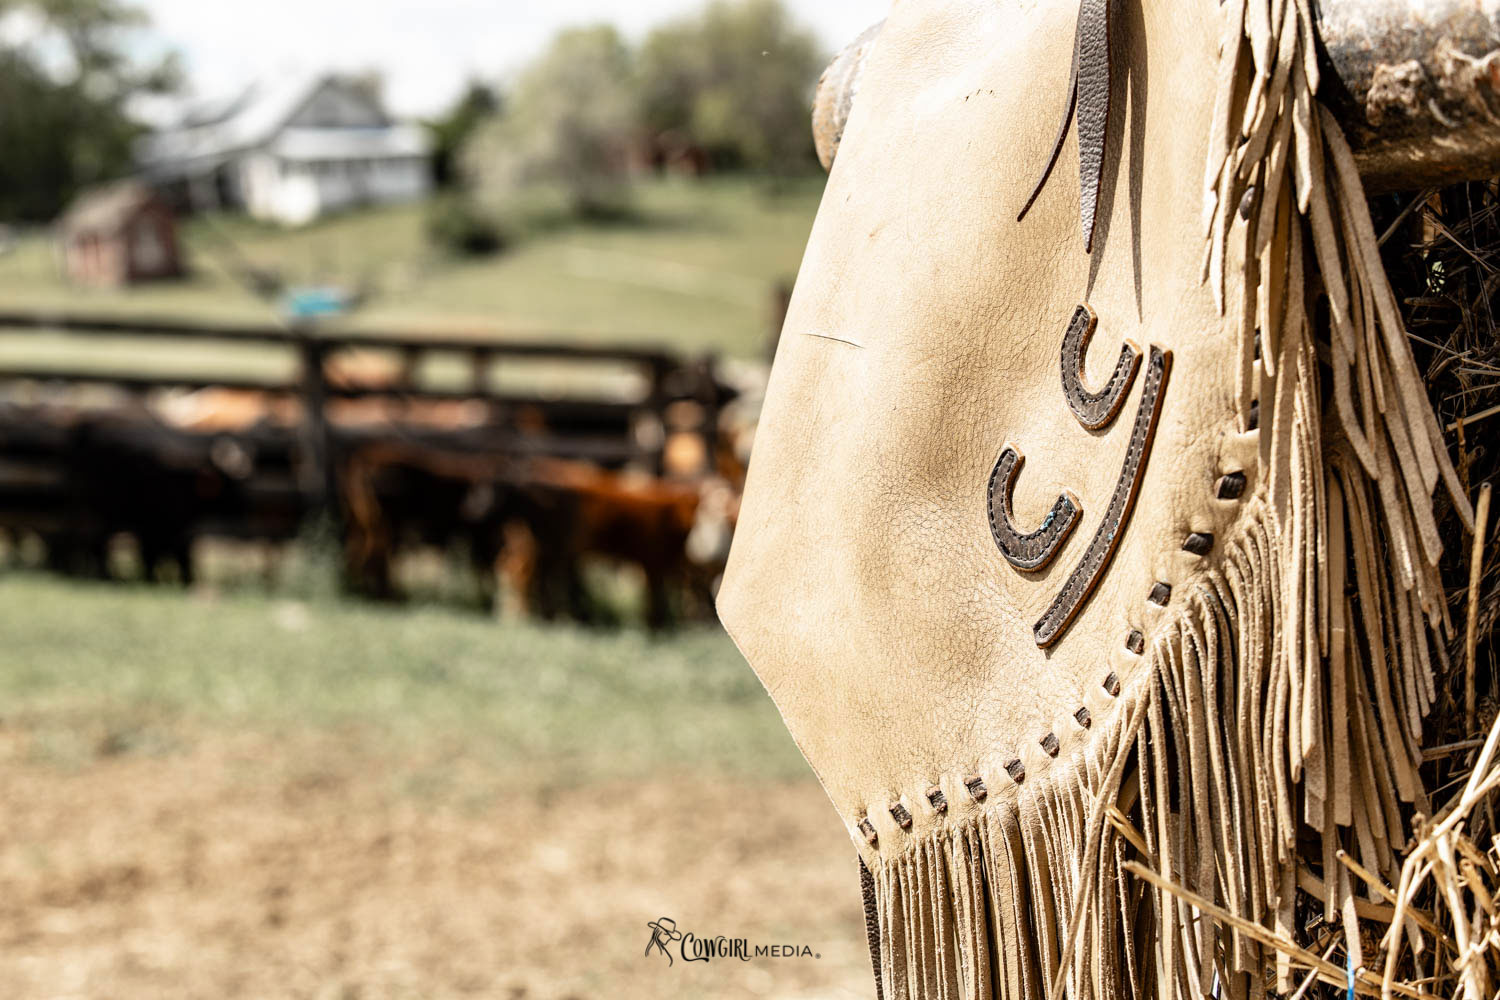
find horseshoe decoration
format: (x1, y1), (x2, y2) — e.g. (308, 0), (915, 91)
(987, 448), (1081, 571)
(987, 305), (1172, 648)
(1060, 304), (1141, 429)
(1034, 344), (1171, 646)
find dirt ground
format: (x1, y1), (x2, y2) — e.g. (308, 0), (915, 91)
(0, 729), (871, 1000)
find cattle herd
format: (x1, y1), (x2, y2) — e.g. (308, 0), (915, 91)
(0, 312), (758, 628)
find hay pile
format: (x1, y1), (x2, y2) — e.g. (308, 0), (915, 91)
(1347, 182), (1500, 1000)
(1137, 182), (1500, 1000)
(1380, 181), (1500, 694)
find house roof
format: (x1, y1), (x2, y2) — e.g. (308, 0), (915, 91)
(137, 73), (429, 176)
(138, 72), (319, 172)
(59, 181), (165, 235)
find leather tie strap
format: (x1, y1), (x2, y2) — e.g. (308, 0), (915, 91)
(1016, 0), (1115, 253)
(859, 858), (884, 1000)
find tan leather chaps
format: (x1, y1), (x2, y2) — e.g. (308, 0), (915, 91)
(719, 1), (1475, 998)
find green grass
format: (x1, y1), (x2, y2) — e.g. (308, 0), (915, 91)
(0, 573), (805, 786)
(0, 175), (824, 365)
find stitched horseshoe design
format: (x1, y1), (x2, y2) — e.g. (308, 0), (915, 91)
(987, 447), (1082, 571)
(1060, 304), (1141, 430)
(986, 304), (1173, 649)
(1033, 345), (1172, 647)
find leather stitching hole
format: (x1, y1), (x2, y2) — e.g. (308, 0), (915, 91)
(1182, 532), (1215, 556)
(1215, 471), (1247, 500)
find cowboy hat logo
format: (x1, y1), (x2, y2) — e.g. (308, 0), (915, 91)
(644, 917), (682, 965)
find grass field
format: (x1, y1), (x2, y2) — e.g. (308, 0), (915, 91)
(0, 574), (867, 999)
(0, 175), (824, 370)
(0, 573), (806, 784)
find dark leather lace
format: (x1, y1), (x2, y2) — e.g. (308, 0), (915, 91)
(1016, 0), (1115, 254)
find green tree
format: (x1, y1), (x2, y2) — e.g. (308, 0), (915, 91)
(426, 81), (501, 189)
(636, 0), (825, 173)
(0, 0), (179, 221)
(464, 25), (637, 216)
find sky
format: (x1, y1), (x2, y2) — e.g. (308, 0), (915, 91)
(130, 0), (885, 121)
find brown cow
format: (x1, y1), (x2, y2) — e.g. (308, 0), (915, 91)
(513, 457), (716, 629)
(340, 444), (736, 628)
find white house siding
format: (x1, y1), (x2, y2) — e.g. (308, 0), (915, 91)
(247, 157), (429, 226)
(139, 76), (433, 226)
(240, 152), (286, 221)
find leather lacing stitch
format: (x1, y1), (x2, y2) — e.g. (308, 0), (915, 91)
(863, 462), (1253, 851)
(1110, 460), (1249, 760)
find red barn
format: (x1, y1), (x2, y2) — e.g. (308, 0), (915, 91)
(58, 182), (183, 288)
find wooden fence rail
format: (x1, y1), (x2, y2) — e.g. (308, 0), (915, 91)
(0, 310), (730, 562)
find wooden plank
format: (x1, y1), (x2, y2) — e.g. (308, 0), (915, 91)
(0, 310), (679, 365)
(0, 368), (297, 394)
(0, 367), (647, 415)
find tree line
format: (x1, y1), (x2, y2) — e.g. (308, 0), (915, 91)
(0, 0), (178, 222)
(0, 0), (825, 229)
(434, 0), (827, 250)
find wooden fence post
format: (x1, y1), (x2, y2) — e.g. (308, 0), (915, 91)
(470, 348), (492, 394)
(697, 352), (721, 478)
(646, 357), (672, 475)
(295, 331), (337, 522)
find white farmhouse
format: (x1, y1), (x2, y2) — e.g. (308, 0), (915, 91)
(139, 74), (432, 226)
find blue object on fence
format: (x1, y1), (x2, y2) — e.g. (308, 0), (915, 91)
(283, 286), (353, 319)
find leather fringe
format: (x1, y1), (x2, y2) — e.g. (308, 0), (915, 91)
(865, 1), (1472, 995)
(870, 500), (1438, 999)
(1201, 0), (1469, 983)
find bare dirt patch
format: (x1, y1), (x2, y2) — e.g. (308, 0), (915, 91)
(0, 730), (869, 999)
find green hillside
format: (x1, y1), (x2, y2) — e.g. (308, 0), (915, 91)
(0, 175), (824, 364)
